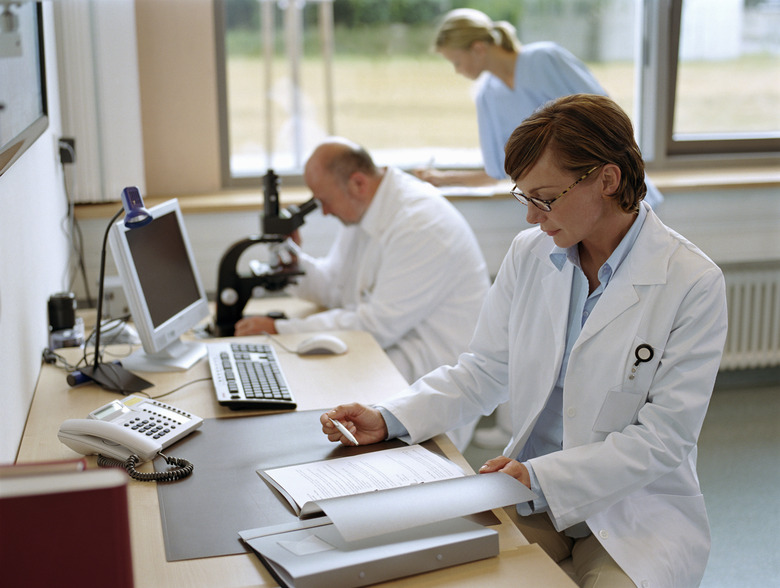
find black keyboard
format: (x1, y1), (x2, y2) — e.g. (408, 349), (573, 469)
(207, 342), (296, 410)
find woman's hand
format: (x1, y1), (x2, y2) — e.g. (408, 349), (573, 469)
(411, 168), (496, 188)
(411, 168), (450, 186)
(478, 455), (531, 489)
(320, 403), (388, 446)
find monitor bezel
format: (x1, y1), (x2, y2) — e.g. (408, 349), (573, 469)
(108, 198), (210, 366)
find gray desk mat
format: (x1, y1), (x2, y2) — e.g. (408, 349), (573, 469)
(156, 410), (421, 561)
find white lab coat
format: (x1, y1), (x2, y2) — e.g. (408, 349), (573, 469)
(380, 203), (728, 587)
(278, 167), (491, 449)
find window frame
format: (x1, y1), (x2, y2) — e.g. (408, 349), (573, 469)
(216, 0), (780, 186)
(214, 0), (233, 188)
(638, 0), (780, 168)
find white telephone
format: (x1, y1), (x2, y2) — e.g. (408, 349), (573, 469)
(58, 396), (203, 481)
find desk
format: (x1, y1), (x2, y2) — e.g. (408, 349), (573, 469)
(17, 322), (574, 586)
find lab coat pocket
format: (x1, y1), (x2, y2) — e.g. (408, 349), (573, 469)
(592, 337), (660, 433)
(592, 385), (645, 434)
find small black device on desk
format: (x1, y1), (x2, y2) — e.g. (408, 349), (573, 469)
(213, 170), (318, 337)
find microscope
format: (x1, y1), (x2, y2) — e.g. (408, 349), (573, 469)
(213, 170), (317, 337)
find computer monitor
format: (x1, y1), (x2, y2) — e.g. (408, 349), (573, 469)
(108, 199), (209, 372)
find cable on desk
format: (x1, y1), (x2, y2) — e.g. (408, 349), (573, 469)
(149, 377), (212, 400)
(97, 452), (194, 482)
(79, 314), (134, 368)
(42, 347), (79, 371)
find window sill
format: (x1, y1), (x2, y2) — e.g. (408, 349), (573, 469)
(648, 164), (780, 192)
(73, 189), (306, 220)
(74, 163), (779, 219)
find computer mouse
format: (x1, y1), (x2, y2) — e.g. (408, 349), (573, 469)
(295, 334), (348, 356)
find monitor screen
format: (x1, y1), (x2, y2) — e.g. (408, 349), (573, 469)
(125, 211), (201, 328)
(109, 199), (209, 372)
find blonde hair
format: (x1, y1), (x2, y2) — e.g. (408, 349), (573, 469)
(434, 8), (521, 53)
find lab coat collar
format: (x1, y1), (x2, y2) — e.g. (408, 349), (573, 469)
(575, 202), (674, 346)
(549, 201), (648, 276)
(358, 166), (400, 239)
(539, 244), (574, 372)
(625, 202), (677, 285)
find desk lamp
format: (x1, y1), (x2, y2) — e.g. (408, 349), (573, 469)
(80, 187), (153, 393)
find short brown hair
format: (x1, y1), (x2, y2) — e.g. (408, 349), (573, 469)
(504, 94), (647, 212)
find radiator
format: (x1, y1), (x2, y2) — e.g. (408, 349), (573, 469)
(720, 264), (780, 370)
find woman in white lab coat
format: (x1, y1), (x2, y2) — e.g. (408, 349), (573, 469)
(321, 94), (728, 588)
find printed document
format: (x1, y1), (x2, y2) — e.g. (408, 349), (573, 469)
(259, 444), (465, 516)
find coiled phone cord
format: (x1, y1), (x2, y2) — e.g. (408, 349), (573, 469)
(97, 451), (194, 482)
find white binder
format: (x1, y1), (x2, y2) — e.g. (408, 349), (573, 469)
(239, 472), (536, 588)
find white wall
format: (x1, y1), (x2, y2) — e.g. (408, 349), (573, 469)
(73, 183), (780, 306)
(0, 4), (71, 462)
(54, 0), (145, 203)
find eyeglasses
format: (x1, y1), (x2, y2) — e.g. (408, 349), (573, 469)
(510, 165), (601, 212)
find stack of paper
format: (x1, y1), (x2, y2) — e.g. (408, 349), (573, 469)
(242, 445), (536, 588)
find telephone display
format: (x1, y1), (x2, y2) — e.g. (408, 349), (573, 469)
(58, 395), (202, 463)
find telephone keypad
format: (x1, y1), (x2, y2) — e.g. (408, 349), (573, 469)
(124, 415), (174, 440)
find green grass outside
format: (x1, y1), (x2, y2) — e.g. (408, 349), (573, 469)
(227, 53), (779, 155)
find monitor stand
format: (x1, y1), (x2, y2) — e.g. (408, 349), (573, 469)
(120, 339), (207, 372)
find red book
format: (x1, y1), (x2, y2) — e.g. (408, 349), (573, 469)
(0, 465), (134, 588)
(0, 457), (87, 477)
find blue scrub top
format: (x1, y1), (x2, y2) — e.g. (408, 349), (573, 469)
(475, 41), (607, 179)
(474, 42), (664, 209)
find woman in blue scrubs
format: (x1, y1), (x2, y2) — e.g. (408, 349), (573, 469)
(416, 8), (663, 209)
(416, 8), (606, 188)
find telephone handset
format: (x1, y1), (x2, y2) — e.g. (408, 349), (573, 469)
(58, 395), (203, 482)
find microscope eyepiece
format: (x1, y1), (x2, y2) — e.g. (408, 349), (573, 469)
(298, 198), (318, 216)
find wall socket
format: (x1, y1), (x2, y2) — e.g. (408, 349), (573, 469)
(59, 138), (76, 164)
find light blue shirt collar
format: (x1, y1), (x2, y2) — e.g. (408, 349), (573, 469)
(548, 203), (647, 280)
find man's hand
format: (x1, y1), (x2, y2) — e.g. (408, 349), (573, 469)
(320, 403), (388, 446)
(271, 237), (300, 268)
(234, 315), (277, 337)
(478, 456), (531, 489)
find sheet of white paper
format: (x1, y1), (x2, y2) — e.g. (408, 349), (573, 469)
(314, 472), (536, 543)
(262, 445), (465, 513)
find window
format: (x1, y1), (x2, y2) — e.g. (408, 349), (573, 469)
(639, 0), (779, 163)
(217, 0), (779, 186)
(217, 0), (488, 186)
(670, 0), (780, 156)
